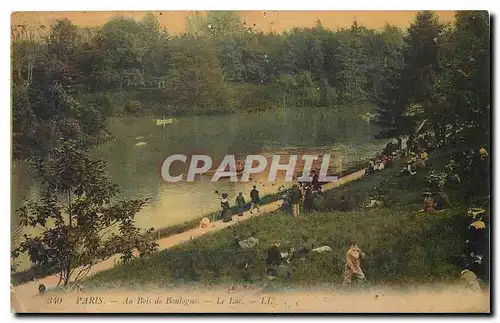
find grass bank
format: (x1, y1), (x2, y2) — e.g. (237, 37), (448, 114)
(84, 151), (476, 289)
(145, 160), (368, 242)
(11, 159), (367, 286)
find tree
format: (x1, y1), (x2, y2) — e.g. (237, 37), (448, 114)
(11, 142), (158, 286)
(403, 11), (445, 143)
(365, 24), (405, 103)
(165, 36), (229, 113)
(46, 19), (84, 92)
(373, 24), (410, 139)
(140, 13), (171, 87)
(11, 23), (46, 87)
(337, 21), (370, 107)
(186, 11), (244, 38)
(93, 17), (147, 89)
(437, 11), (490, 148)
(373, 55), (413, 139)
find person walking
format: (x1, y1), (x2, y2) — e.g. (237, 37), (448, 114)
(235, 192), (246, 216)
(290, 184), (303, 217)
(303, 186), (314, 213)
(220, 193), (232, 222)
(249, 185), (260, 215)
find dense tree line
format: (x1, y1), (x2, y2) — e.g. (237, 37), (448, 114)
(374, 11), (490, 151)
(12, 11), (490, 160)
(10, 11), (490, 285)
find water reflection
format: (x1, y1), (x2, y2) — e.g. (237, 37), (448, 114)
(11, 108), (385, 271)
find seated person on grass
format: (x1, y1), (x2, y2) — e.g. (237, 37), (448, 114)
(399, 153), (417, 176)
(434, 189), (451, 211)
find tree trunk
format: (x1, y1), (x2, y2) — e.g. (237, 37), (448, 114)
(64, 191), (72, 286)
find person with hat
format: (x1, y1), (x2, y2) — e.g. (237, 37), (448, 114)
(398, 153), (417, 176)
(466, 208), (488, 257)
(235, 192), (246, 217)
(423, 191), (436, 213)
(366, 159), (375, 175)
(479, 147), (488, 161)
(266, 241), (283, 279)
(280, 194), (292, 214)
(303, 185), (314, 213)
(249, 185), (261, 215)
(311, 169), (321, 191)
(220, 193), (232, 222)
(420, 148), (429, 165)
(434, 188), (451, 211)
(342, 243), (367, 288)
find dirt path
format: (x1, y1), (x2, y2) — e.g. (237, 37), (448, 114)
(12, 169), (366, 303)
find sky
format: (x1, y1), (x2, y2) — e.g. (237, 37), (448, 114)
(11, 10), (457, 34)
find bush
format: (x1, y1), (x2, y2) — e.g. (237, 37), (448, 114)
(124, 100), (142, 116)
(87, 93), (113, 117)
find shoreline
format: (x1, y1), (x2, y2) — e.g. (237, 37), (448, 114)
(12, 160), (368, 285)
(12, 168), (367, 301)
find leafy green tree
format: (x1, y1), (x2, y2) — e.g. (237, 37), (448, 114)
(46, 19), (85, 92)
(373, 24), (410, 139)
(186, 11), (244, 38)
(337, 21), (369, 107)
(437, 11), (490, 148)
(11, 142), (158, 286)
(11, 23), (46, 87)
(373, 52), (412, 139)
(93, 17), (147, 89)
(403, 11), (445, 142)
(365, 24), (404, 103)
(140, 13), (171, 87)
(166, 36), (229, 113)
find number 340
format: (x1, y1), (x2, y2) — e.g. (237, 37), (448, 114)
(46, 297), (63, 304)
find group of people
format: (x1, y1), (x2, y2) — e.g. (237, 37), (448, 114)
(217, 139), (489, 290)
(280, 170), (324, 217)
(218, 185), (262, 223)
(397, 148), (429, 177)
(421, 145), (489, 214)
(263, 237), (366, 288)
(366, 154), (395, 175)
(460, 207), (489, 292)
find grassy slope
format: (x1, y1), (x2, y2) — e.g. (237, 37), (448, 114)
(85, 150), (472, 290)
(11, 160), (367, 286)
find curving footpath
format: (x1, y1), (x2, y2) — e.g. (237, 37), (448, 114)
(12, 169), (366, 303)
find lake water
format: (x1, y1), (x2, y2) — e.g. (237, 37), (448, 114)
(11, 107), (386, 271)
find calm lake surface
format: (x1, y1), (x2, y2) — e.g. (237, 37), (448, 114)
(12, 108), (386, 270)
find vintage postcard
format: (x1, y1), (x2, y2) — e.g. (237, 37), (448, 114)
(10, 10), (490, 313)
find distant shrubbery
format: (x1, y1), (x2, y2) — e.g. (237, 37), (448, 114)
(124, 100), (142, 116)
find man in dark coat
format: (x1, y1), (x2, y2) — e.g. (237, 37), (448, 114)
(235, 192), (245, 216)
(249, 185), (260, 215)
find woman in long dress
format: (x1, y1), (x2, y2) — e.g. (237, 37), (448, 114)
(220, 193), (232, 222)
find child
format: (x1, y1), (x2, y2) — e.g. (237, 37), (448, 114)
(342, 244), (366, 287)
(423, 192), (436, 213)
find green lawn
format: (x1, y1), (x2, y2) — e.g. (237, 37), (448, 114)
(85, 150), (475, 290)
